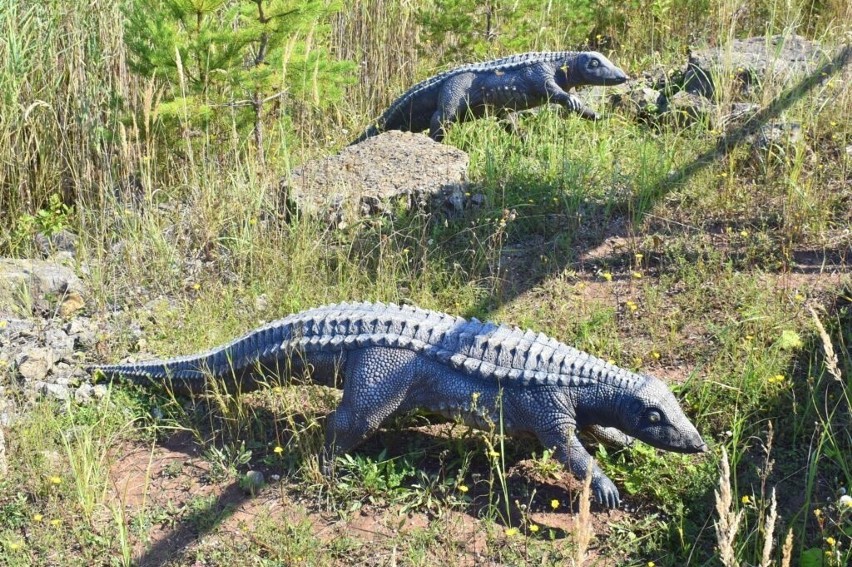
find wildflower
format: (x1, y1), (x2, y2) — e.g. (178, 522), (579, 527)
(648, 563), (656, 567)
(631, 271), (642, 279)
(740, 230), (749, 238)
(458, 484), (469, 493)
(273, 446), (284, 454)
(0, 320), (7, 329)
(651, 351), (661, 360)
(33, 513), (43, 522)
(505, 527), (519, 537)
(741, 495), (751, 505)
(192, 283), (201, 290)
(768, 374), (785, 385)
(635, 253), (644, 261)
(839, 495), (852, 508)
(826, 537), (836, 547)
(50, 519), (61, 527)
(49, 476), (62, 486)
(814, 508), (823, 518)
(794, 293), (805, 302)
(626, 300), (638, 313)
(550, 499), (559, 510)
(489, 450), (500, 458)
(9, 541), (23, 551)
(601, 271), (613, 282)
(472, 392), (481, 403)
(607, 359), (616, 365)
(529, 524), (539, 533)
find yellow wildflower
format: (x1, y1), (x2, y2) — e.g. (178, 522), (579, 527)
(826, 537), (836, 547)
(458, 485), (469, 493)
(529, 524), (539, 533)
(648, 563), (656, 567)
(740, 230), (749, 238)
(273, 446), (284, 454)
(651, 351), (661, 360)
(33, 513), (43, 522)
(741, 495), (751, 505)
(9, 541), (23, 551)
(489, 450), (500, 458)
(626, 300), (638, 313)
(50, 519), (61, 527)
(631, 271), (642, 279)
(192, 283), (201, 290)
(814, 508), (822, 517)
(49, 476), (61, 485)
(550, 499), (559, 510)
(635, 253), (644, 261)
(601, 271), (613, 282)
(505, 527), (519, 537)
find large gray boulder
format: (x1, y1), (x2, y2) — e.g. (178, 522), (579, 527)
(0, 259), (84, 317)
(683, 35), (830, 99)
(281, 131), (470, 226)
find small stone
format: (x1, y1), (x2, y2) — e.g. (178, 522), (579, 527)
(470, 194), (487, 208)
(254, 294), (269, 313)
(75, 383), (94, 404)
(39, 382), (70, 401)
(15, 347), (54, 382)
(34, 229), (78, 258)
(59, 291), (86, 318)
(45, 328), (74, 360)
(241, 470), (265, 495)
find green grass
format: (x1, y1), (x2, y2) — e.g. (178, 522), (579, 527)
(1, 0), (851, 565)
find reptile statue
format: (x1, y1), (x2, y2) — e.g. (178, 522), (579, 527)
(89, 302), (707, 508)
(351, 51), (629, 144)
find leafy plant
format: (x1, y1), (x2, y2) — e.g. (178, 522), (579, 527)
(124, 0), (354, 163)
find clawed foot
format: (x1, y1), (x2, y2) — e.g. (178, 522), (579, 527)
(592, 476), (621, 509)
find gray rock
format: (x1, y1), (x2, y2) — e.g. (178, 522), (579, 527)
(44, 327), (74, 361)
(0, 258), (84, 317)
(662, 91), (714, 127)
(64, 318), (98, 350)
(14, 347), (54, 382)
(34, 230), (79, 259)
(241, 470), (265, 495)
(37, 381), (70, 401)
(609, 83), (666, 122)
(75, 383), (94, 404)
(281, 131), (469, 226)
(683, 35), (829, 99)
(0, 427), (7, 476)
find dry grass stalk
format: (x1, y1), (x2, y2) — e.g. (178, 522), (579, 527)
(759, 488), (778, 567)
(714, 447), (743, 567)
(572, 465), (594, 566)
(809, 307), (842, 382)
(780, 528), (794, 567)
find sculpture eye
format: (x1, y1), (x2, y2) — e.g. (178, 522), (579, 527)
(646, 410), (662, 424)
(589, 58), (600, 68)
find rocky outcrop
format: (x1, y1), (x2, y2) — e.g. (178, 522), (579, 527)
(0, 258), (85, 318)
(683, 35), (830, 99)
(281, 131), (474, 226)
(608, 35), (839, 131)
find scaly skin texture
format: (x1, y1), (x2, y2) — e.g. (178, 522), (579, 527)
(89, 302), (706, 508)
(351, 51), (629, 144)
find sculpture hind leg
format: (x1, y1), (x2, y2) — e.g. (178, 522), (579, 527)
(320, 347), (418, 475)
